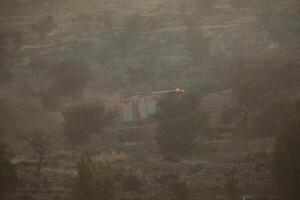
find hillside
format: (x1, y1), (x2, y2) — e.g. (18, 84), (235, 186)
(0, 0), (300, 200)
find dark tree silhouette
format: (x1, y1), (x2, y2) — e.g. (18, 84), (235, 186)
(0, 144), (18, 192)
(124, 14), (145, 34)
(49, 61), (89, 102)
(155, 93), (207, 154)
(62, 103), (114, 146)
(184, 28), (210, 64)
(112, 31), (138, 60)
(272, 100), (300, 198)
(196, 0), (217, 15)
(31, 15), (56, 41)
(24, 130), (51, 174)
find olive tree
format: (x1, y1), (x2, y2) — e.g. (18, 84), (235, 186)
(62, 103), (114, 146)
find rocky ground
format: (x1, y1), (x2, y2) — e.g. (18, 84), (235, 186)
(0, 125), (274, 200)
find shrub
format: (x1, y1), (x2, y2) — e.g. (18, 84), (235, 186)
(169, 180), (188, 200)
(62, 103), (114, 146)
(31, 15), (56, 41)
(0, 144), (18, 192)
(196, 0), (217, 15)
(23, 130), (51, 174)
(155, 93), (207, 155)
(272, 100), (300, 197)
(121, 173), (142, 193)
(184, 28), (210, 64)
(49, 61), (89, 102)
(71, 153), (119, 200)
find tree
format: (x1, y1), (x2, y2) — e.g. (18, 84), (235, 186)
(272, 100), (300, 198)
(95, 40), (115, 68)
(126, 39), (160, 90)
(65, 41), (96, 63)
(230, 0), (251, 10)
(155, 93), (207, 155)
(99, 9), (114, 29)
(169, 179), (189, 200)
(31, 15), (56, 41)
(112, 31), (138, 61)
(252, 101), (294, 138)
(0, 52), (13, 85)
(127, 63), (155, 88)
(121, 173), (142, 193)
(124, 14), (145, 34)
(71, 153), (119, 200)
(221, 166), (240, 200)
(73, 13), (95, 31)
(184, 27), (210, 64)
(62, 103), (114, 146)
(0, 101), (14, 139)
(256, 6), (300, 45)
(49, 61), (89, 102)
(196, 0), (217, 16)
(23, 130), (51, 174)
(0, 144), (18, 192)
(0, 30), (23, 85)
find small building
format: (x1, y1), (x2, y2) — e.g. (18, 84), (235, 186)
(119, 88), (184, 123)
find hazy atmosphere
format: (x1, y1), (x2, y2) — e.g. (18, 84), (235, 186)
(0, 0), (300, 200)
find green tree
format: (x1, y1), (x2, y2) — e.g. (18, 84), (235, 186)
(124, 14), (145, 34)
(112, 31), (138, 60)
(102, 9), (114, 29)
(256, 6), (300, 45)
(0, 30), (23, 85)
(72, 153), (119, 200)
(127, 63), (155, 88)
(62, 103), (114, 146)
(31, 15), (56, 41)
(169, 179), (189, 200)
(0, 144), (18, 192)
(49, 61), (89, 102)
(272, 100), (300, 198)
(126, 39), (160, 90)
(155, 93), (207, 154)
(95, 40), (115, 68)
(184, 27), (210, 64)
(196, 0), (217, 15)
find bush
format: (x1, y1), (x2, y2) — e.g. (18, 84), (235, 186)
(184, 28), (210, 64)
(272, 100), (300, 197)
(72, 153), (119, 200)
(0, 144), (18, 192)
(49, 61), (89, 102)
(196, 0), (217, 15)
(121, 173), (142, 193)
(62, 103), (114, 146)
(31, 15), (56, 41)
(155, 93), (207, 155)
(169, 180), (188, 200)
